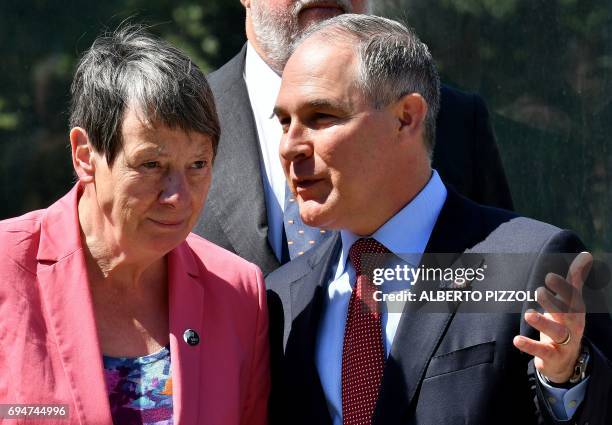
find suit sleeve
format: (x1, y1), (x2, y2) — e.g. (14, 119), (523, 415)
(242, 265), (271, 425)
(523, 230), (612, 424)
(471, 94), (515, 210)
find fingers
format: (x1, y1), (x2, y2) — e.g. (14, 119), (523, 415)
(513, 335), (555, 359)
(566, 251), (593, 293)
(542, 273), (585, 314)
(544, 272), (575, 303)
(513, 253), (592, 383)
(536, 286), (570, 314)
(512, 334), (578, 382)
(524, 309), (569, 344)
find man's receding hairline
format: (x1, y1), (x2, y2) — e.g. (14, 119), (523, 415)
(297, 25), (359, 54)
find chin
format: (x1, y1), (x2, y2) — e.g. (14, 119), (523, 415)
(298, 200), (336, 230)
(149, 231), (190, 253)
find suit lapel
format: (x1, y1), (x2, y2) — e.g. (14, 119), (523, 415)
(200, 44), (279, 274)
(168, 242), (204, 425)
(284, 235), (341, 424)
(374, 189), (483, 424)
(36, 186), (113, 425)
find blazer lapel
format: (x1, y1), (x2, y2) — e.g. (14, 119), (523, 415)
(199, 44), (279, 274)
(36, 186), (113, 425)
(374, 189), (483, 424)
(167, 242), (204, 425)
(284, 235), (341, 424)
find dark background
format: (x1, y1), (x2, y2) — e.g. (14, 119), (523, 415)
(1, 0), (610, 256)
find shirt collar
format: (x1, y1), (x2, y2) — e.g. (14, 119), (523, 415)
(336, 170), (447, 277)
(244, 42), (281, 120)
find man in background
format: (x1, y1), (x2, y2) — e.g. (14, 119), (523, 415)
(194, 0), (514, 275)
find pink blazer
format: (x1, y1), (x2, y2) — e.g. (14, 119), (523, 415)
(0, 185), (270, 425)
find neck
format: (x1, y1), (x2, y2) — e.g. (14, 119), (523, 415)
(78, 185), (165, 289)
(351, 165), (432, 237)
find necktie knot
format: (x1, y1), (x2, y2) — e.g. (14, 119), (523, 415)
(348, 238), (390, 276)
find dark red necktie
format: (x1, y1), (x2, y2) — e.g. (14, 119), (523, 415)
(342, 238), (388, 425)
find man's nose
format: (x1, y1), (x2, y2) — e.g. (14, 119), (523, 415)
(279, 121), (314, 163)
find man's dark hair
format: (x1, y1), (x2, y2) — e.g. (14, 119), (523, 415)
(69, 25), (220, 166)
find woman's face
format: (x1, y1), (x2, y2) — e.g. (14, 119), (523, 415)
(90, 108), (214, 259)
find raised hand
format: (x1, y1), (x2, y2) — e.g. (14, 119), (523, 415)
(513, 252), (592, 383)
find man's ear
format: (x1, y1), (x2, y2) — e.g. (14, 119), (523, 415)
(240, 0), (250, 8)
(394, 93), (428, 136)
(70, 127), (95, 183)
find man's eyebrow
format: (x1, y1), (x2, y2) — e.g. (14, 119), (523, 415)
(273, 99), (349, 117)
(272, 105), (286, 118)
(306, 98), (348, 110)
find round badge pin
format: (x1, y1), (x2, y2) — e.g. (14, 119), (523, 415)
(183, 329), (200, 346)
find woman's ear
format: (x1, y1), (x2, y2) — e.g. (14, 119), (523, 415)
(70, 127), (95, 183)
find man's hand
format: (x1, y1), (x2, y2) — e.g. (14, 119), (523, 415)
(513, 252), (592, 383)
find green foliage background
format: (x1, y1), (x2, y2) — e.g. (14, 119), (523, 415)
(1, 0), (610, 257)
(0, 0), (244, 217)
(380, 0), (612, 253)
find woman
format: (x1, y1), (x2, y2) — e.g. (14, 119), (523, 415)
(0, 26), (269, 425)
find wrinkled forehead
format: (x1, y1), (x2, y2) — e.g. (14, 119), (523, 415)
(290, 37), (356, 80)
(248, 0), (372, 13)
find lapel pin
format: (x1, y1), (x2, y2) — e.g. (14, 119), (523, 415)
(183, 329), (200, 346)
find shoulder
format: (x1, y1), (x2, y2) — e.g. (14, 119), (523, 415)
(0, 209), (45, 275)
(185, 232), (264, 288)
(438, 189), (582, 253)
(436, 84), (491, 150)
(207, 46), (247, 97)
(440, 83), (484, 111)
(469, 202), (582, 253)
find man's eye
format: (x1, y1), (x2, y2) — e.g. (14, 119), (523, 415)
(311, 113), (337, 126)
(315, 112), (336, 120)
(277, 116), (291, 133)
(142, 161), (159, 169)
(191, 161), (206, 169)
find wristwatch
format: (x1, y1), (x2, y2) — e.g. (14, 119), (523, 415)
(569, 342), (590, 384)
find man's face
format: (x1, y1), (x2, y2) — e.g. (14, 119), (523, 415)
(248, 0), (370, 71)
(274, 38), (404, 235)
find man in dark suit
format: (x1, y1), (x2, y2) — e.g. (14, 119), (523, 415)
(266, 14), (611, 424)
(193, 0), (513, 276)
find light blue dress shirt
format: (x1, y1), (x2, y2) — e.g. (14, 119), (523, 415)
(314, 170), (586, 424)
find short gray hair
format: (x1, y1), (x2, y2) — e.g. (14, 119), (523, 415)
(292, 14), (440, 152)
(69, 25), (220, 166)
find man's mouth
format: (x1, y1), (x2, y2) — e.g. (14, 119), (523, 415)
(293, 177), (324, 196)
(298, 1), (346, 15)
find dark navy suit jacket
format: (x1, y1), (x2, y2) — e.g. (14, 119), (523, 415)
(266, 189), (612, 425)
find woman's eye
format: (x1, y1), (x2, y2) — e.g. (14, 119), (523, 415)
(142, 161), (159, 169)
